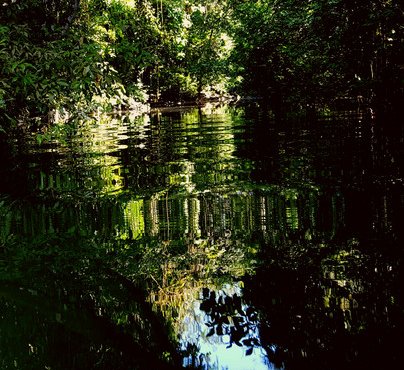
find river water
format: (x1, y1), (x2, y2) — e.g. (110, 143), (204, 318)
(0, 104), (403, 369)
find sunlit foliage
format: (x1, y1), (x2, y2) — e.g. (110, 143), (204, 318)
(1, 0), (402, 128)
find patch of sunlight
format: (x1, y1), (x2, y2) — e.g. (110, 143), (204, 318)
(124, 199), (145, 239)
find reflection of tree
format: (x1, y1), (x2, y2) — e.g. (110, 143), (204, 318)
(2, 107), (339, 247)
(117, 233), (264, 368)
(35, 114), (135, 197)
(199, 288), (261, 356)
(0, 233), (181, 370)
(124, 198), (145, 239)
(142, 238), (258, 313)
(106, 235), (259, 366)
(243, 238), (404, 370)
(3, 106), (402, 370)
(178, 283), (272, 370)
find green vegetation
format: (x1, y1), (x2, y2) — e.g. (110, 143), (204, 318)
(1, 0), (402, 128)
(231, 0), (404, 107)
(1, 96), (403, 369)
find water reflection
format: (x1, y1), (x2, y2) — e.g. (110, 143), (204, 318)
(181, 284), (273, 370)
(1, 105), (403, 369)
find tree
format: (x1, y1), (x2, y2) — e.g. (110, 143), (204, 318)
(230, 0), (403, 106)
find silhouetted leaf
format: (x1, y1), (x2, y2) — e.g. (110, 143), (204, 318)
(242, 338), (252, 346)
(218, 304), (227, 314)
(200, 300), (212, 312)
(246, 306), (255, 318)
(216, 324), (223, 335)
(231, 327), (243, 344)
(233, 294), (242, 311)
(233, 316), (244, 328)
(246, 347), (253, 356)
(225, 295), (233, 308)
(206, 328), (215, 337)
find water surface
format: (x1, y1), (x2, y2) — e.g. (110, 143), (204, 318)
(1, 105), (403, 369)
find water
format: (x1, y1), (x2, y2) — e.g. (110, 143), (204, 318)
(0, 104), (403, 369)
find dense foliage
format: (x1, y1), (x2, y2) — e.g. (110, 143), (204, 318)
(1, 0), (403, 126)
(231, 0), (404, 107)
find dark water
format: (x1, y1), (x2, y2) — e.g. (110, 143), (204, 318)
(1, 105), (403, 370)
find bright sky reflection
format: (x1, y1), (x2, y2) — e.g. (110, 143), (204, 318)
(180, 283), (276, 370)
